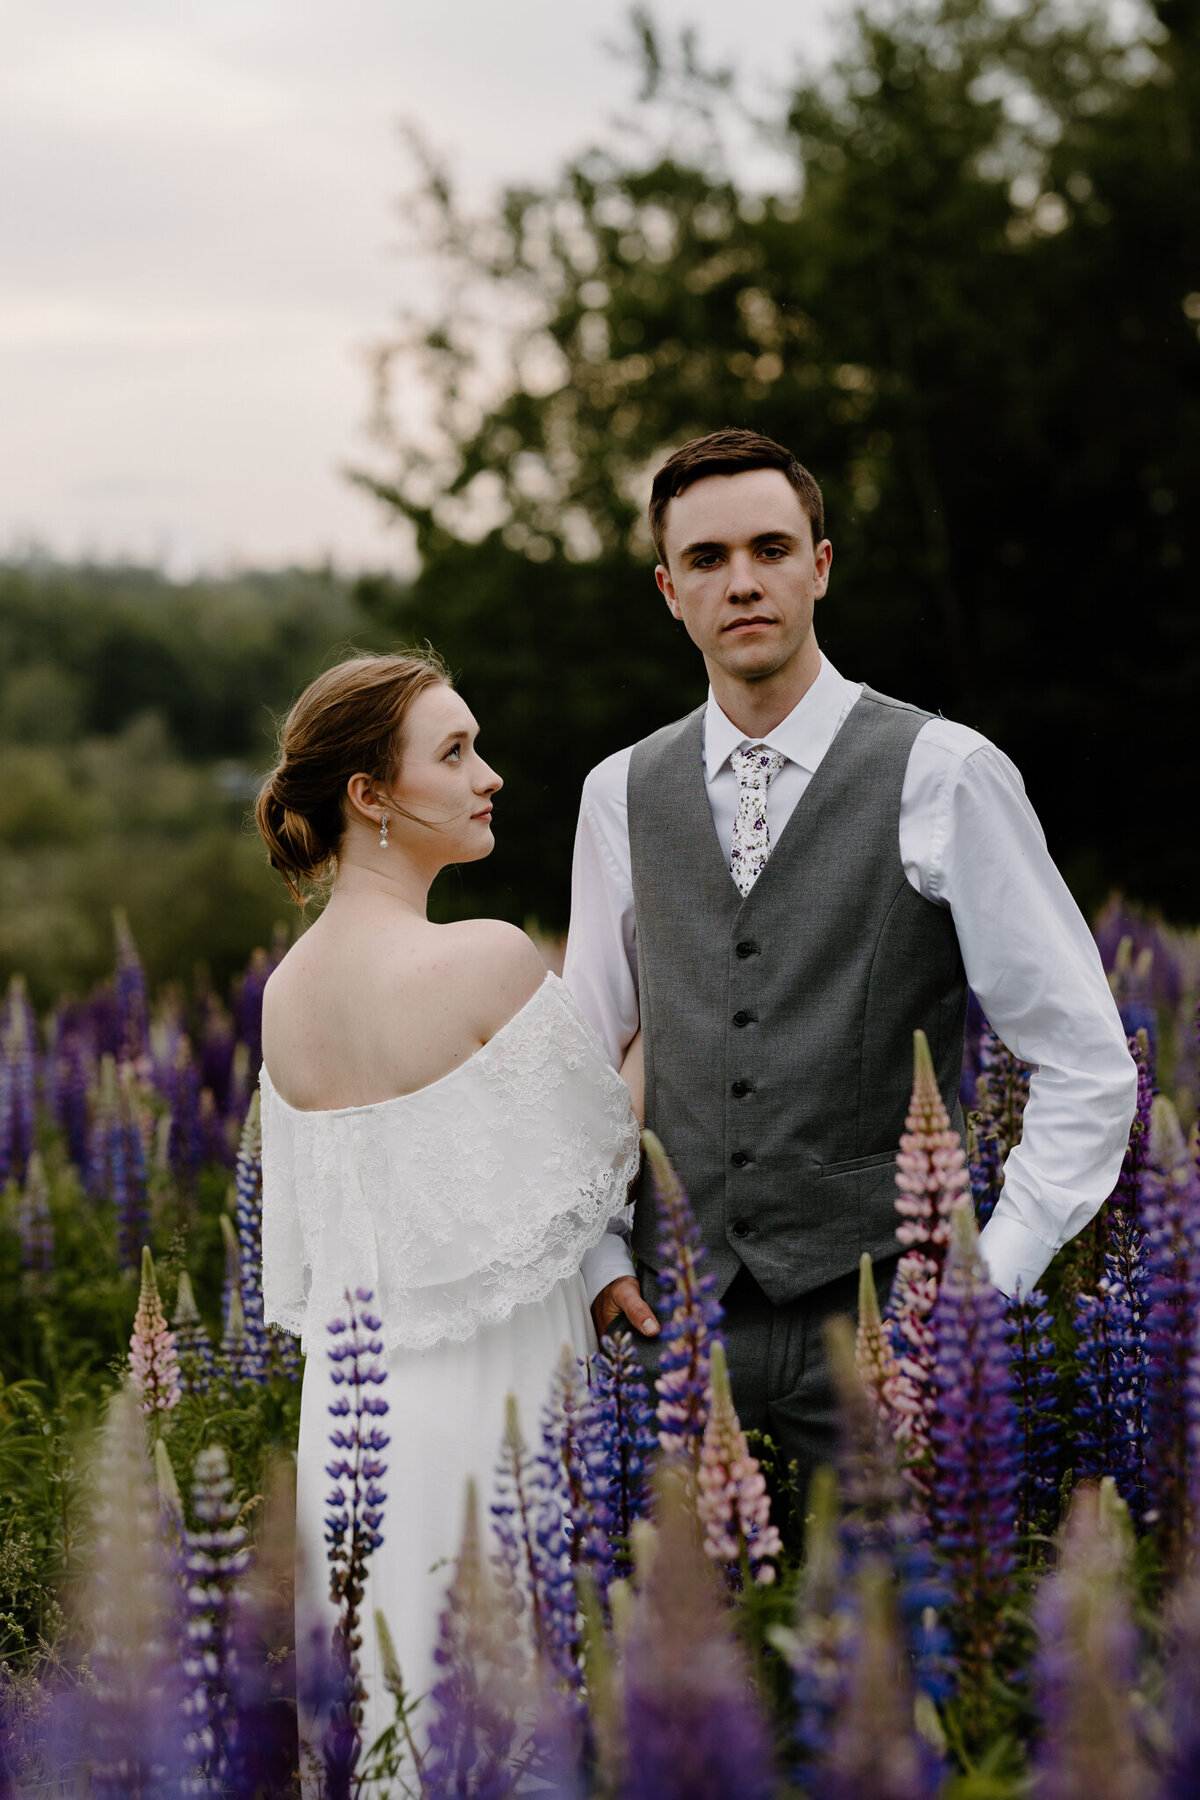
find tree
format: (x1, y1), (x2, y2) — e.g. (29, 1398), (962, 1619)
(355, 0), (1200, 928)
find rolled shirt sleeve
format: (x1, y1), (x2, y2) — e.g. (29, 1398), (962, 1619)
(903, 721), (1138, 1296)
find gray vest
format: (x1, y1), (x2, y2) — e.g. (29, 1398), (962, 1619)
(627, 686), (967, 1304)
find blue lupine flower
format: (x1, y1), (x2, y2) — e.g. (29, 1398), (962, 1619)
(1140, 1097), (1199, 1562)
(491, 1388), (581, 1705)
(1005, 1285), (1059, 1538)
(1031, 1481), (1148, 1800)
(1110, 1033), (1153, 1223)
(322, 1287), (390, 1798)
(578, 1328), (655, 1597)
(928, 1205), (1020, 1699)
(621, 1468), (777, 1800)
(172, 1269), (217, 1395)
(425, 1479), (524, 1800)
(531, 1352), (586, 1704)
(642, 1130), (724, 1463)
(1073, 1219), (1147, 1519)
(231, 1093), (300, 1384)
(49, 1008), (93, 1171)
(181, 1444), (253, 1788)
(113, 908), (150, 1064)
(2, 976), (38, 1186)
(113, 1066), (150, 1274)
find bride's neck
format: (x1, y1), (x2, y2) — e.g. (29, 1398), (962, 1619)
(330, 851), (435, 919)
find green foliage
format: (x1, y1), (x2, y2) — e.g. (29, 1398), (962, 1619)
(358, 0), (1200, 926)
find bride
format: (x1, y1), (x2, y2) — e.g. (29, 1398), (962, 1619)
(253, 650), (646, 1764)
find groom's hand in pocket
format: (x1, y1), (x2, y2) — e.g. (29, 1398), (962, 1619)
(593, 1276), (660, 1340)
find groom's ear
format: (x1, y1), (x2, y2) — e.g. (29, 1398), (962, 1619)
(655, 562), (683, 621)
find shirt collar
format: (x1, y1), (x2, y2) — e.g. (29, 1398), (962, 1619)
(703, 653), (858, 781)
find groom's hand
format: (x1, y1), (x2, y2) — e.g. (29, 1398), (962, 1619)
(592, 1276), (660, 1340)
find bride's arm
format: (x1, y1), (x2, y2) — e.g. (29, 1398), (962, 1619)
(619, 1030), (644, 1124)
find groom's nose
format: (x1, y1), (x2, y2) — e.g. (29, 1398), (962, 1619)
(725, 549), (763, 600)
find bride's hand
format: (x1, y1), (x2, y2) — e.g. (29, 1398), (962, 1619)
(592, 1275), (659, 1340)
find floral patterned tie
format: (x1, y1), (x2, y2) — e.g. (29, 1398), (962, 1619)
(729, 744), (786, 896)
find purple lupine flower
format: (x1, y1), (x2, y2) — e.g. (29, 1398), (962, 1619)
(112, 908), (150, 1064)
(234, 947), (271, 1076)
(884, 1029), (971, 1500)
(1006, 1285), (1060, 1540)
(172, 1269), (216, 1395)
(17, 1149), (53, 1281)
(967, 1109), (1003, 1228)
(86, 1052), (119, 1200)
(643, 1129), (724, 1464)
(928, 1204), (1020, 1709)
(2, 975), (38, 1185)
(424, 1479), (525, 1800)
(1159, 1563), (1200, 1800)
(49, 1007), (93, 1171)
(817, 1562), (944, 1800)
(197, 985), (237, 1114)
(322, 1288), (389, 1798)
(1140, 1097), (1199, 1565)
(828, 1309), (952, 1708)
(1109, 1033), (1153, 1223)
(181, 1444), (253, 1789)
(160, 1034), (205, 1189)
(491, 1391), (580, 1700)
(129, 1246), (182, 1418)
(776, 1466), (856, 1790)
(0, 1051), (13, 1192)
(232, 1094), (270, 1383)
(76, 1379), (189, 1797)
(1073, 1219), (1148, 1520)
(1106, 931), (1158, 1058)
(621, 1467), (778, 1800)
(219, 1211), (246, 1381)
(114, 1063), (151, 1273)
(1031, 1480), (1149, 1800)
(975, 1021), (1032, 1164)
(697, 1339), (782, 1587)
(578, 1327), (655, 1596)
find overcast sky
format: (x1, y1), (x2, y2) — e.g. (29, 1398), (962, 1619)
(0, 1), (834, 574)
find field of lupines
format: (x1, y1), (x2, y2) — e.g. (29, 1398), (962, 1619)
(1, 901), (1200, 1798)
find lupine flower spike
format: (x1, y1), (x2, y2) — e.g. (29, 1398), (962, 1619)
(643, 1129), (724, 1463)
(578, 1327), (656, 1596)
(773, 1465), (854, 1790)
(322, 1288), (389, 1800)
(1141, 1096), (1199, 1565)
(491, 1392), (581, 1700)
(621, 1465), (778, 1800)
(928, 1204), (1020, 1722)
(77, 1380), (187, 1794)
(1031, 1480), (1149, 1800)
(181, 1444), (253, 1787)
(129, 1245), (182, 1420)
(172, 1269), (216, 1395)
(232, 1093), (276, 1383)
(855, 1251), (900, 1424)
(423, 1480), (525, 1800)
(697, 1339), (782, 1587)
(819, 1564), (943, 1800)
(886, 1030), (971, 1498)
(2, 975), (37, 1185)
(113, 908), (150, 1064)
(1005, 1284), (1060, 1540)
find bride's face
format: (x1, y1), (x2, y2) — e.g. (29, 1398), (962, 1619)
(386, 683), (502, 864)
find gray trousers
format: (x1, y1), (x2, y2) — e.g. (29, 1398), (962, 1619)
(633, 1256), (899, 1507)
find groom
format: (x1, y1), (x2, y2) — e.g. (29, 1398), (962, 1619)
(563, 427), (1136, 1490)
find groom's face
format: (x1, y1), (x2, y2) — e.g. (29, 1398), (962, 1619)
(655, 468), (831, 684)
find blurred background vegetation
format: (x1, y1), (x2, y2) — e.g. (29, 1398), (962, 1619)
(3, 0), (1197, 1007)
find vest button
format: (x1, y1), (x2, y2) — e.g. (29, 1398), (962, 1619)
(731, 1220), (751, 1237)
(731, 1150), (751, 1168)
(731, 1079), (751, 1098)
(735, 939), (758, 959)
(732, 1009), (753, 1028)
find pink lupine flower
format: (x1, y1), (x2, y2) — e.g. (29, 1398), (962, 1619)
(884, 1030), (971, 1498)
(129, 1244), (182, 1416)
(697, 1340), (782, 1586)
(855, 1252), (899, 1421)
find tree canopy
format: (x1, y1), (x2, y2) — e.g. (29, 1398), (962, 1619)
(356, 0), (1199, 927)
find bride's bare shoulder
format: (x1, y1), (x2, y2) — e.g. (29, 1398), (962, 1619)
(442, 919), (548, 1032)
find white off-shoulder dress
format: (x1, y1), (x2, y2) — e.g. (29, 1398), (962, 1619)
(259, 972), (639, 1762)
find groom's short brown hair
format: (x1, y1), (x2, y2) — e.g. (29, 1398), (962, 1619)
(648, 429), (824, 564)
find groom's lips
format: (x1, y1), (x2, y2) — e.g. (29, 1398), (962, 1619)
(725, 616), (775, 632)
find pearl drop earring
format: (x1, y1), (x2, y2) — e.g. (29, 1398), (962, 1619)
(379, 814), (389, 849)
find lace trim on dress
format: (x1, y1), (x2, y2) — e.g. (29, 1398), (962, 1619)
(260, 974), (640, 1353)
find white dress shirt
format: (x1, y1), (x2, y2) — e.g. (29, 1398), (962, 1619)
(564, 652), (1137, 1303)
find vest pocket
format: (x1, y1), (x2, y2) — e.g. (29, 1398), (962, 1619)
(819, 1149), (897, 1177)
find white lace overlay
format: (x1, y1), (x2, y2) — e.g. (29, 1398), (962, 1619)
(260, 974), (640, 1353)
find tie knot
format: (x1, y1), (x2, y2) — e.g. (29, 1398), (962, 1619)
(732, 744), (785, 791)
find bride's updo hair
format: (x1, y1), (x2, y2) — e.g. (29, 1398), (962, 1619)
(255, 648), (450, 903)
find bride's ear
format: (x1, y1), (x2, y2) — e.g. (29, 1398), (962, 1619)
(344, 772), (387, 829)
